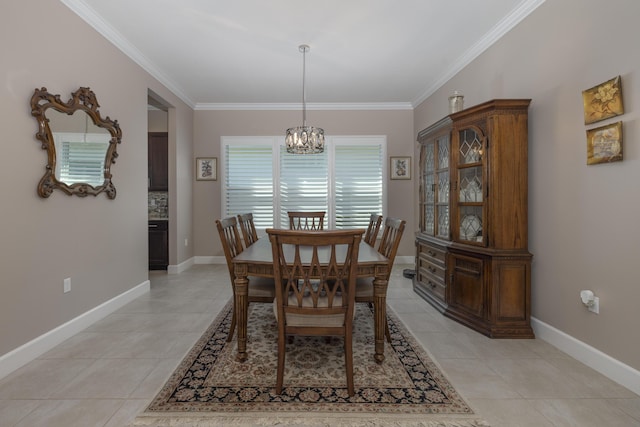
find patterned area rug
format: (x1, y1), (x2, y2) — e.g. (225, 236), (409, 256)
(131, 300), (489, 427)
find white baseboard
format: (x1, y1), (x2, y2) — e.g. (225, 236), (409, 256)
(0, 280), (150, 381)
(167, 257), (195, 274)
(531, 316), (640, 396)
(195, 256), (225, 264)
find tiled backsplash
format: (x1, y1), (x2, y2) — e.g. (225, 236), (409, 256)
(148, 191), (168, 219)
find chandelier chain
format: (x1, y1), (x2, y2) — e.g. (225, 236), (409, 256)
(301, 44), (307, 126)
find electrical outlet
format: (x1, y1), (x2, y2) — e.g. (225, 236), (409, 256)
(184, 238), (188, 247)
(63, 278), (71, 293)
(588, 296), (599, 314)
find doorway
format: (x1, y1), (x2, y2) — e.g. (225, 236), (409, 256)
(148, 92), (169, 270)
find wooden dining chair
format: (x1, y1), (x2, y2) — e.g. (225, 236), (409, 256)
(287, 211), (325, 230)
(364, 213), (383, 247)
(237, 213), (259, 247)
(267, 228), (363, 397)
(216, 217), (275, 342)
(355, 217), (406, 342)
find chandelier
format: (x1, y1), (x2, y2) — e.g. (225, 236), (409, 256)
(285, 44), (324, 154)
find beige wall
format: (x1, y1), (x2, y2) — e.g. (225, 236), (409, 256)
(414, 0), (640, 371)
(193, 109), (415, 258)
(3, 0), (638, 380)
(148, 110), (168, 132)
(170, 105), (195, 266)
(0, 0), (193, 356)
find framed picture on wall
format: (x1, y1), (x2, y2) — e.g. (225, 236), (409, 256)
(195, 157), (217, 181)
(582, 76), (624, 125)
(390, 156), (411, 180)
(586, 121), (623, 165)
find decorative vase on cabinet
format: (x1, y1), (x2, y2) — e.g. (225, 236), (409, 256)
(414, 99), (533, 338)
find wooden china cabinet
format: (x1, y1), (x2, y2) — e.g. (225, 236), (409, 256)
(414, 99), (534, 338)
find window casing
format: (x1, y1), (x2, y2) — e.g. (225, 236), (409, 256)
(222, 136), (386, 230)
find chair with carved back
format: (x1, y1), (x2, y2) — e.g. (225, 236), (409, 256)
(287, 211), (326, 231)
(267, 228), (363, 396)
(237, 212), (259, 247)
(364, 213), (383, 247)
(216, 217), (275, 342)
(355, 217), (406, 342)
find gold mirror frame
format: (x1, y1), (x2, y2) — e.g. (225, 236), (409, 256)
(31, 87), (122, 199)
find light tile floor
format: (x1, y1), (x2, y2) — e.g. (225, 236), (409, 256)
(0, 264), (638, 427)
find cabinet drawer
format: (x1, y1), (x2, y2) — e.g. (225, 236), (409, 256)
(415, 237), (449, 311)
(417, 270), (446, 300)
(418, 243), (446, 266)
(418, 256), (445, 281)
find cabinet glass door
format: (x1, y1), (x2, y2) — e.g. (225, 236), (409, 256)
(420, 133), (450, 238)
(435, 135), (450, 238)
(421, 141), (435, 235)
(456, 127), (484, 244)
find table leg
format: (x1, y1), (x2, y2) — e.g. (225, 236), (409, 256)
(372, 266), (389, 364)
(233, 264), (249, 362)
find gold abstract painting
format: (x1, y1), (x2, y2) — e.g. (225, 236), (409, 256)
(582, 76), (624, 124)
(586, 121), (622, 165)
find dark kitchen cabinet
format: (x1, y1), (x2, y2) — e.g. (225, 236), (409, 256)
(148, 132), (168, 191)
(149, 220), (168, 270)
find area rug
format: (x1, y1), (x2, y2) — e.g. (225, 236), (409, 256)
(130, 300), (489, 427)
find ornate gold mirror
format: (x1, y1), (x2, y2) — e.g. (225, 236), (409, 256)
(31, 87), (122, 198)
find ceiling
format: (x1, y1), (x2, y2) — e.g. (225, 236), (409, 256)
(62, 0), (544, 109)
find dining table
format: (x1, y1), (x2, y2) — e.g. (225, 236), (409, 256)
(231, 235), (391, 364)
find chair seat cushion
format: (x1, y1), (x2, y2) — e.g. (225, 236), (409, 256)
(273, 294), (346, 328)
(355, 277), (374, 298)
(248, 276), (276, 298)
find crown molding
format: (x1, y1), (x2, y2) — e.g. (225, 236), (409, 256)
(194, 102), (414, 111)
(60, 0), (196, 109)
(411, 0), (546, 107)
(62, 0), (544, 111)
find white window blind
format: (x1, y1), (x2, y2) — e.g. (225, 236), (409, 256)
(224, 144), (274, 229)
(279, 147), (328, 228)
(334, 144), (384, 228)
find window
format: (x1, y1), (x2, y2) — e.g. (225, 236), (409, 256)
(224, 139), (274, 229)
(334, 140), (384, 228)
(223, 136), (386, 229)
(278, 145), (328, 227)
